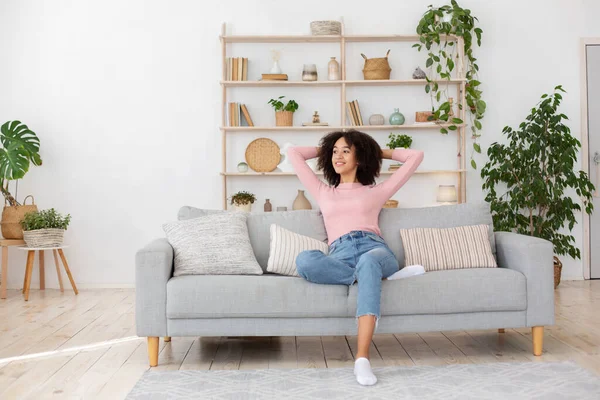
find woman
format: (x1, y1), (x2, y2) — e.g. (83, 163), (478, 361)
(288, 129), (424, 386)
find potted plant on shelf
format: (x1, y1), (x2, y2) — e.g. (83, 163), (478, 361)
(230, 191), (256, 212)
(480, 86), (595, 289)
(268, 96), (299, 127)
(21, 208), (71, 248)
(0, 120), (43, 239)
(386, 133), (413, 171)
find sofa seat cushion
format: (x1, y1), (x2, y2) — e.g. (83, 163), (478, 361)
(166, 274), (349, 319)
(349, 268), (527, 316)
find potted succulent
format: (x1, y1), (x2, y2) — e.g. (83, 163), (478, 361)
(268, 96), (299, 126)
(480, 86), (595, 288)
(230, 191), (256, 212)
(0, 120), (43, 239)
(387, 133), (413, 171)
(21, 208), (71, 248)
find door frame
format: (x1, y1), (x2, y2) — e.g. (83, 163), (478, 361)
(580, 38), (600, 279)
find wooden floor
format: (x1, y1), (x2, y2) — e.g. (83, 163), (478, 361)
(0, 280), (599, 399)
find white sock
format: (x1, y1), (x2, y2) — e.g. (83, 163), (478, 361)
(386, 264), (426, 280)
(354, 357), (377, 386)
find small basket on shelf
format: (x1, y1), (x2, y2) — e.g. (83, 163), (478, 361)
(383, 200), (399, 208)
(310, 21), (341, 36)
(21, 208), (71, 248)
(23, 228), (65, 248)
(361, 50), (392, 80)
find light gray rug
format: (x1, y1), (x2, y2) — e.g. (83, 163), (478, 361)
(126, 361), (600, 399)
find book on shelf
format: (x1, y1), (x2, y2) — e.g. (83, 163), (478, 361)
(226, 57), (249, 81)
(260, 73), (288, 81)
(346, 100), (363, 126)
(228, 102), (254, 126)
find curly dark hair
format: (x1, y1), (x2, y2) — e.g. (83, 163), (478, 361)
(317, 130), (382, 187)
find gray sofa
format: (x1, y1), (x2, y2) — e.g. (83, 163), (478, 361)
(135, 202), (555, 367)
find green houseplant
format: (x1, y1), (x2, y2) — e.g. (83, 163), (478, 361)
(480, 86), (595, 288)
(387, 133), (413, 170)
(21, 208), (71, 247)
(414, 0), (485, 169)
(0, 121), (43, 239)
(268, 96), (299, 126)
(230, 190), (256, 212)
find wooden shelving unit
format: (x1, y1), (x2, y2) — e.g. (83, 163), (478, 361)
(220, 21), (467, 209)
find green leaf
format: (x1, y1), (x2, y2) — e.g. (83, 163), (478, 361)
(448, 59), (454, 71)
(451, 117), (463, 124)
(440, 127), (449, 134)
(474, 119), (482, 130)
(448, 125), (458, 131)
(426, 58), (433, 68)
(471, 159), (477, 169)
(474, 143), (481, 153)
(425, 84), (431, 93)
(0, 121), (42, 180)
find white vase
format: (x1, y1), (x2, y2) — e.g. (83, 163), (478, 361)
(235, 203), (252, 212)
(270, 60), (282, 74)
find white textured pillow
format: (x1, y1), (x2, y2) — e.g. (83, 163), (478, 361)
(267, 224), (329, 277)
(163, 212), (263, 276)
(399, 224), (497, 272)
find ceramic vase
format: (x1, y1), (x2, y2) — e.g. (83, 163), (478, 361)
(328, 57), (340, 80)
(302, 64), (318, 81)
(389, 108), (405, 125)
(264, 199), (272, 212)
(292, 190), (312, 210)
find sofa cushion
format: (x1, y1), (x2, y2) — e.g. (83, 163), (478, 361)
(379, 202), (495, 267)
(400, 224), (497, 271)
(166, 274), (349, 318)
(350, 268), (526, 316)
(267, 224), (329, 277)
(177, 206), (328, 272)
(163, 212), (262, 276)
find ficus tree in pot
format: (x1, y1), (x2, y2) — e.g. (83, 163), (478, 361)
(480, 86), (595, 287)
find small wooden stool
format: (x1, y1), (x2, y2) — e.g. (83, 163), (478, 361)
(19, 245), (78, 301)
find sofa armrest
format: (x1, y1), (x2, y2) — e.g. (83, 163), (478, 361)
(135, 238), (173, 337)
(494, 231), (555, 327)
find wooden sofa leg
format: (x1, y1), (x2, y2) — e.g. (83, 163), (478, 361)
(164, 336), (171, 342)
(532, 326), (544, 356)
(148, 337), (159, 367)
(498, 329), (505, 333)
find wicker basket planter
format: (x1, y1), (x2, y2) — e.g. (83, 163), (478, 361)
(361, 50), (392, 80)
(23, 228), (65, 248)
(1, 195), (38, 239)
(275, 111), (294, 126)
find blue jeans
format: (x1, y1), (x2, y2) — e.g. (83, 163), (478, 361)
(295, 230), (399, 332)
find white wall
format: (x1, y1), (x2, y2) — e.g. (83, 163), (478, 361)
(0, 0), (598, 287)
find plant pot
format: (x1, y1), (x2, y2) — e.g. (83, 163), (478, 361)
(234, 203), (252, 212)
(23, 228), (64, 248)
(276, 111), (294, 126)
(554, 255), (562, 289)
(1, 195), (38, 239)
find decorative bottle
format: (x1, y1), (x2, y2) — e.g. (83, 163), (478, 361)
(264, 199), (272, 212)
(328, 57), (340, 80)
(389, 108), (405, 125)
(292, 190), (312, 210)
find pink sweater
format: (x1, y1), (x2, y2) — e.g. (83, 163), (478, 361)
(288, 147), (424, 244)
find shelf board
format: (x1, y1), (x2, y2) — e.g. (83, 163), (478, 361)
(221, 80), (341, 87)
(221, 79), (465, 87)
(220, 35), (341, 43)
(221, 124), (465, 131)
(220, 34), (458, 43)
(222, 170), (466, 176)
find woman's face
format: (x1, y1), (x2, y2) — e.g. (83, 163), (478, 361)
(332, 137), (358, 175)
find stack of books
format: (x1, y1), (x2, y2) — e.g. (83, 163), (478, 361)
(260, 73), (288, 81)
(226, 58), (248, 81)
(228, 103), (254, 126)
(346, 100), (364, 126)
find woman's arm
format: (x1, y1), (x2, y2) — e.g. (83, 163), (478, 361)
(374, 148), (424, 199)
(287, 146), (324, 202)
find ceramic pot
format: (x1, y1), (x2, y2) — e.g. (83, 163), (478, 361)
(389, 108), (405, 125)
(302, 64), (318, 81)
(292, 190), (312, 210)
(235, 203), (252, 212)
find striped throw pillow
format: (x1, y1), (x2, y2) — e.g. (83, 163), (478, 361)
(267, 224), (329, 277)
(399, 225), (497, 271)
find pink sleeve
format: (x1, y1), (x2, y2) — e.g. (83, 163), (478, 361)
(373, 148), (424, 200)
(287, 146), (324, 202)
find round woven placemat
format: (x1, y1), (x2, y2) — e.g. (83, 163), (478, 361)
(245, 138), (281, 172)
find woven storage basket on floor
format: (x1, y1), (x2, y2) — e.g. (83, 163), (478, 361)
(1, 195), (38, 239)
(361, 50), (392, 80)
(23, 228), (64, 248)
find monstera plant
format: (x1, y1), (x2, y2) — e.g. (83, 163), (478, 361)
(0, 121), (42, 206)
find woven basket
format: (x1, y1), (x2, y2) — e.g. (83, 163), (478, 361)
(310, 21), (341, 36)
(1, 195), (38, 239)
(275, 111), (294, 126)
(23, 228), (65, 248)
(415, 111), (435, 123)
(554, 256), (562, 289)
(361, 50), (391, 80)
